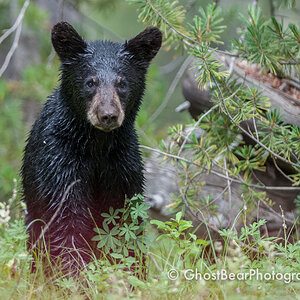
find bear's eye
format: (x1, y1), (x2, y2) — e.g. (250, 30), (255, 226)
(86, 77), (98, 88)
(116, 77), (127, 89)
(86, 79), (94, 88)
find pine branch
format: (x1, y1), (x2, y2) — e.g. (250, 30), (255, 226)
(140, 145), (300, 191)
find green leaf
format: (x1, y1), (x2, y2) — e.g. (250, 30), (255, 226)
(175, 211), (182, 222)
(128, 276), (145, 288)
(110, 253), (123, 259)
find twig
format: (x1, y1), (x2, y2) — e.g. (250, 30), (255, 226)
(140, 144), (300, 191)
(269, 0), (275, 17)
(147, 252), (162, 273)
(271, 156), (296, 183)
(0, 0), (30, 78)
(58, 0), (65, 20)
(71, 234), (87, 271)
(260, 199), (296, 225)
(224, 158), (232, 208)
(30, 180), (80, 251)
(177, 104), (219, 157)
(136, 123), (156, 148)
(142, 55), (193, 129)
(201, 185), (229, 210)
(8, 178), (17, 205)
(160, 55), (184, 74)
(183, 171), (204, 199)
(280, 205), (287, 250)
(61, 0), (123, 41)
(0, 22), (22, 78)
(47, 0), (65, 67)
(178, 179), (199, 221)
(252, 117), (259, 141)
(0, 0), (30, 45)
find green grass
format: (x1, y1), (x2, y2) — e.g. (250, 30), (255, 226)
(0, 206), (300, 299)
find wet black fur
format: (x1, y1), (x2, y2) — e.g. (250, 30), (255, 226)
(21, 22), (162, 273)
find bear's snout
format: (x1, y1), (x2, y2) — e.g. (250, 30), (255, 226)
(97, 110), (118, 125)
(96, 108), (121, 131)
(87, 86), (125, 132)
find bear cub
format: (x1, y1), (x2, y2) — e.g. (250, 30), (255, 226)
(21, 22), (162, 274)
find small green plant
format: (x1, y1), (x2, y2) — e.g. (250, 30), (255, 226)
(92, 194), (152, 268)
(150, 212), (208, 269)
(219, 219), (276, 257)
(0, 219), (31, 280)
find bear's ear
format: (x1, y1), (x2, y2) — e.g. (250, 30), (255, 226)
(51, 22), (87, 62)
(124, 27), (162, 64)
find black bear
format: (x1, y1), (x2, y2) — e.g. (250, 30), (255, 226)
(21, 22), (162, 274)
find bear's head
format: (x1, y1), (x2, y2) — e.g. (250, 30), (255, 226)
(51, 22), (162, 132)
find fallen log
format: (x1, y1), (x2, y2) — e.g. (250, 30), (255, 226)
(144, 56), (299, 238)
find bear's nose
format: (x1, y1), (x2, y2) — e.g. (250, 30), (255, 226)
(98, 112), (118, 126)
